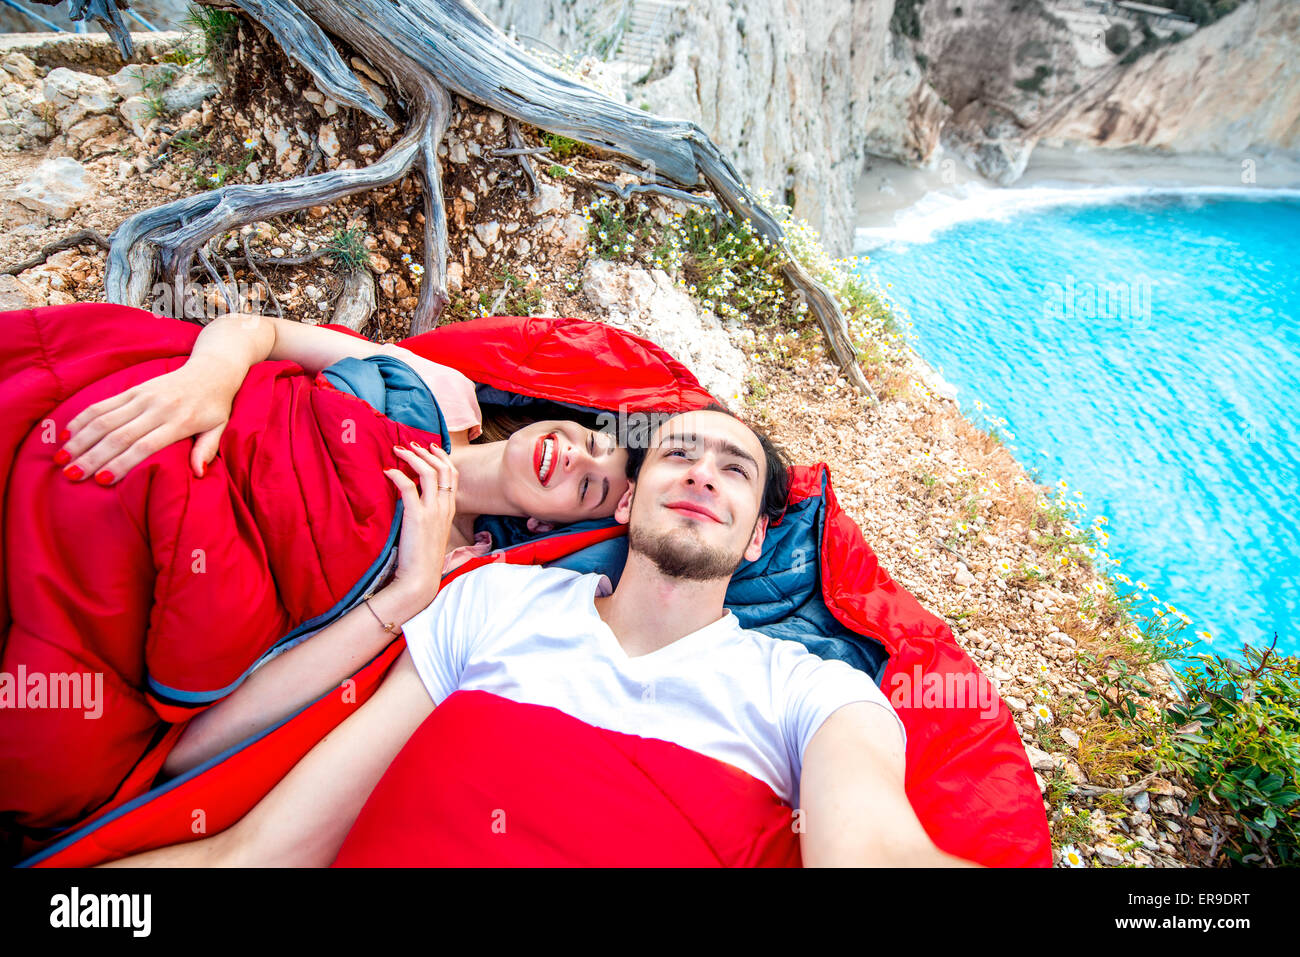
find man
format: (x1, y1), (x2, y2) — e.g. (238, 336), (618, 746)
(115, 408), (975, 867)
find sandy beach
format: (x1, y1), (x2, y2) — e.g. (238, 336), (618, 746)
(853, 145), (1300, 247)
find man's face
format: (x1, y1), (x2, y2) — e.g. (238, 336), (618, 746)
(616, 410), (769, 581)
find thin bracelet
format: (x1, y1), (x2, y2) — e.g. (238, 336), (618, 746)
(363, 598), (401, 635)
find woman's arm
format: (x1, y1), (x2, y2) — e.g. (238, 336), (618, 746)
(162, 441), (458, 778)
(59, 314), (476, 484)
(59, 314), (390, 486)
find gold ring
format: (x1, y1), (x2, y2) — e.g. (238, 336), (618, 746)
(437, 485), (454, 492)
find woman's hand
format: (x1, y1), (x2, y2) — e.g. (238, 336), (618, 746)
(384, 440), (459, 605)
(56, 354), (245, 486)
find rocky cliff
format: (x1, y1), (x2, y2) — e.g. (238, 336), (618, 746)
(5, 1), (1298, 249)
(480, 0), (1300, 248)
(479, 0), (943, 256)
(1033, 0), (1300, 156)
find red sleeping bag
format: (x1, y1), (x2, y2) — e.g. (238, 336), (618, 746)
(2, 304), (1050, 867)
(333, 690), (803, 867)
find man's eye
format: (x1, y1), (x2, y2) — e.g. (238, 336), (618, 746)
(587, 434), (594, 454)
(666, 448), (687, 457)
(581, 477), (589, 500)
(728, 465), (749, 477)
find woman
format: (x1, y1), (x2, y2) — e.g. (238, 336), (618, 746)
(0, 307), (628, 842)
(52, 312), (630, 551)
(57, 314), (629, 772)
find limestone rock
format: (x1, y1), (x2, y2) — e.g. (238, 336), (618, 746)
(118, 96), (153, 139)
(446, 261), (464, 293)
(1023, 743), (1057, 772)
(318, 123), (340, 158)
(0, 274), (47, 310)
(162, 75), (220, 114)
(1039, 0), (1300, 156)
(6, 156), (93, 219)
(42, 68), (113, 131)
(1094, 844), (1124, 866)
(530, 183), (567, 216)
(941, 101), (1035, 187)
(0, 52), (38, 85)
(580, 260), (747, 402)
(108, 65), (145, 100)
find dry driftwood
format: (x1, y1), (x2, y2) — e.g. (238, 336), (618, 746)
(69, 0), (873, 396)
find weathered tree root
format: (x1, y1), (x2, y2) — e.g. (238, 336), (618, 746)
(505, 119), (540, 197)
(2, 228), (113, 276)
(1070, 770), (1159, 799)
(93, 0), (874, 397)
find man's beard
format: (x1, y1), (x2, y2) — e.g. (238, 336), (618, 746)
(627, 520), (751, 582)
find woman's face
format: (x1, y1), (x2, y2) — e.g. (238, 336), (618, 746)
(501, 419), (629, 523)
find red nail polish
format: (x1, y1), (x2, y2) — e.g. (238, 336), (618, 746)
(53, 449), (70, 466)
(58, 429), (70, 442)
(63, 465), (83, 481)
(94, 470), (114, 486)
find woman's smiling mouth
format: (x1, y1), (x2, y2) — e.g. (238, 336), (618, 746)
(534, 433), (558, 486)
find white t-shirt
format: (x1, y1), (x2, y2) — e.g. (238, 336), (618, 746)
(402, 563), (906, 807)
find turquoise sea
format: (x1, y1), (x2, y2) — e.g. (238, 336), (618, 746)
(857, 189), (1300, 659)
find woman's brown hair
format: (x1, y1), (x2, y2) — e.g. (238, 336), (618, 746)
(473, 400), (609, 445)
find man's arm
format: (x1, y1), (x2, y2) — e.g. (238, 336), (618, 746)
(104, 649), (435, 867)
(798, 702), (981, 867)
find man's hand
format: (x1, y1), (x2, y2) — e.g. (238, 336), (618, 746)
(798, 701), (981, 867)
(57, 353), (244, 486)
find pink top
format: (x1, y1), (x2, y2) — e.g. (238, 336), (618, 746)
(421, 362), (483, 441)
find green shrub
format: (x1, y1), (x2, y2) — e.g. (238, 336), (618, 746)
(890, 0), (925, 41)
(325, 227), (370, 272)
(1105, 23), (1130, 54)
(1014, 65), (1052, 94)
(1161, 641), (1300, 865)
(542, 132), (585, 161)
(183, 4), (240, 67)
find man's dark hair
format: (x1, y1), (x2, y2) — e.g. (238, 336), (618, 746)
(624, 403), (790, 525)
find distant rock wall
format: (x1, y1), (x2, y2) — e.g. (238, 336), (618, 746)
(480, 0), (938, 256)
(484, 0), (1300, 235)
(1035, 0), (1300, 156)
(9, 1), (1294, 249)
